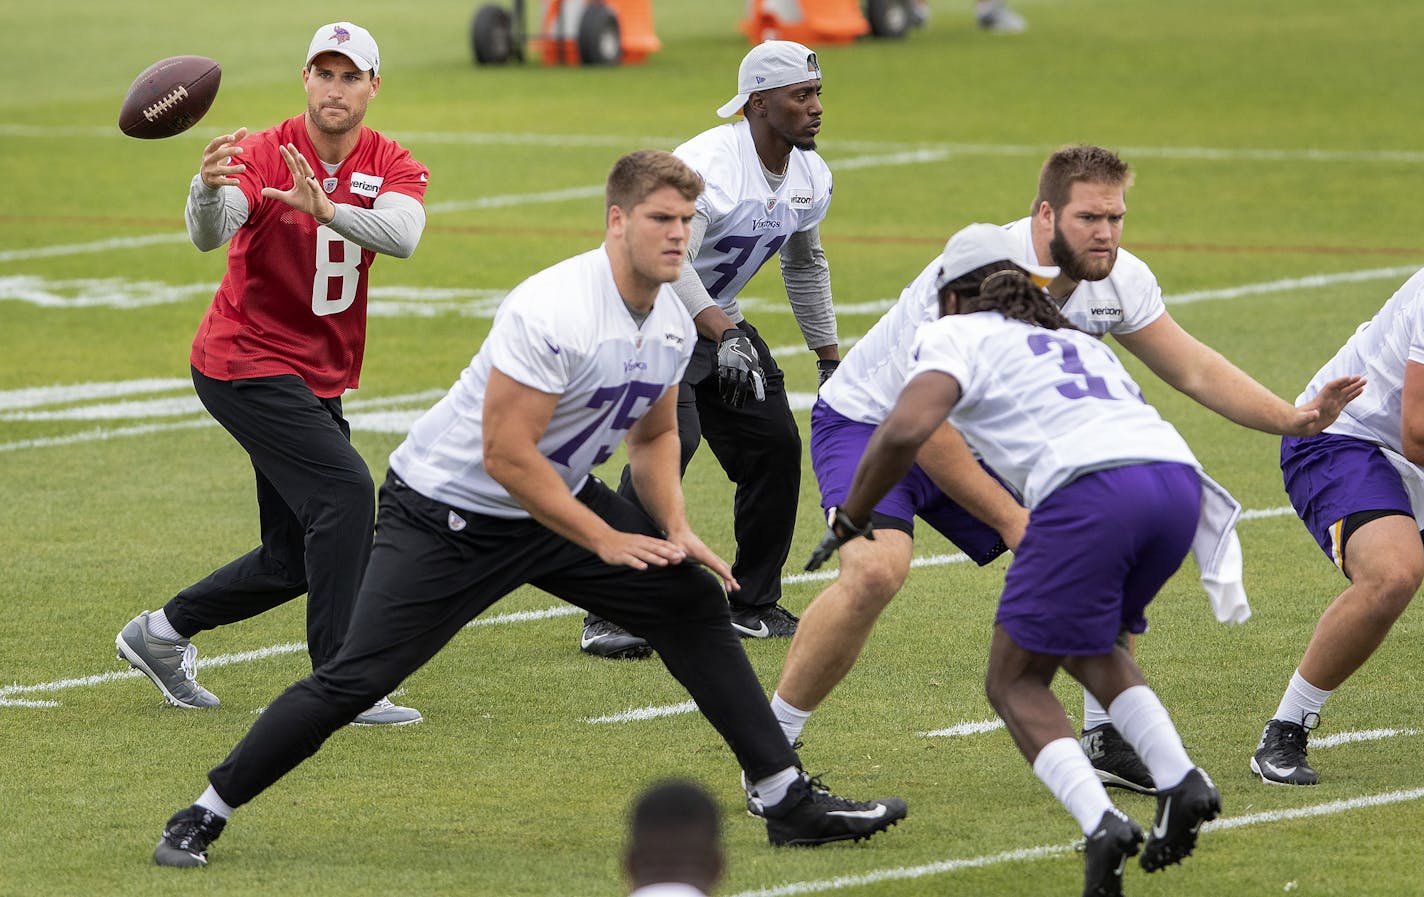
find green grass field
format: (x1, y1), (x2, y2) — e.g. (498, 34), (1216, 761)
(4, 0), (1424, 894)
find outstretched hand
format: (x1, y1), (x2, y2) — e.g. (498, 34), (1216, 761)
(199, 128), (248, 188)
(259, 142), (337, 224)
(1286, 374), (1366, 436)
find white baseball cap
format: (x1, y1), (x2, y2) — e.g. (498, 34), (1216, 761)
(934, 223), (1059, 290)
(716, 40), (821, 118)
(306, 22), (380, 75)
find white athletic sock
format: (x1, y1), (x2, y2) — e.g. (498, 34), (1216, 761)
(770, 692), (812, 747)
(195, 785), (236, 819)
(1082, 691), (1112, 731)
(752, 766), (801, 808)
(1109, 685), (1194, 791)
(1273, 670), (1332, 726)
(147, 609), (185, 642)
(1032, 736), (1114, 835)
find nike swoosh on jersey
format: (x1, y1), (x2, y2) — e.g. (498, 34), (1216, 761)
(543, 337), (561, 354)
(732, 619), (770, 638)
(1150, 796), (1172, 840)
(826, 805), (889, 820)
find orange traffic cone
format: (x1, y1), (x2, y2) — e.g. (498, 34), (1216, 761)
(739, 0), (870, 45)
(533, 0), (661, 65)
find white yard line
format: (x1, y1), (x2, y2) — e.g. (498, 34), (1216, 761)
(722, 787), (1424, 897)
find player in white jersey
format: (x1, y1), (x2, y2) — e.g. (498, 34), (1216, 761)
(1249, 271), (1424, 786)
(770, 145), (1364, 796)
(808, 223), (1224, 896)
(147, 151), (905, 869)
(581, 40), (839, 657)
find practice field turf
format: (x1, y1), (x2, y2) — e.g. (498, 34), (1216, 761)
(4, 1), (1424, 895)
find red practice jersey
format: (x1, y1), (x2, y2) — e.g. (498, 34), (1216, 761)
(191, 115), (429, 397)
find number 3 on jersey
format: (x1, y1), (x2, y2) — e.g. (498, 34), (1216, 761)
(311, 225), (360, 316)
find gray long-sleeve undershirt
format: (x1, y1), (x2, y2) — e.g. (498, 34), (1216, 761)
(185, 175), (426, 258)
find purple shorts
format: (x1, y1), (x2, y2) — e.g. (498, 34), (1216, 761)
(1281, 433), (1413, 569)
(810, 400), (1008, 565)
(997, 463), (1201, 656)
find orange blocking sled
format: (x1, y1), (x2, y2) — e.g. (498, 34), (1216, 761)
(469, 0), (661, 66)
(739, 0), (870, 45)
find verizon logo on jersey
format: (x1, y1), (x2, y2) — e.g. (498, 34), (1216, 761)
(1089, 307), (1122, 318)
(350, 172), (384, 198)
(788, 188), (814, 207)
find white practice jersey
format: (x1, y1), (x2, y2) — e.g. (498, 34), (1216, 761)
(908, 311), (1198, 508)
(389, 247), (696, 518)
(1308, 266), (1424, 451)
(1003, 217), (1165, 337)
(675, 120), (833, 306)
(824, 221), (1167, 424)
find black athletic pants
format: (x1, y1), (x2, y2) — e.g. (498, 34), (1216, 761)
(593, 320), (800, 625)
(164, 368), (374, 670)
(208, 472), (800, 807)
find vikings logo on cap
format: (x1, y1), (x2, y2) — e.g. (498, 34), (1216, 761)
(328, 25), (352, 45)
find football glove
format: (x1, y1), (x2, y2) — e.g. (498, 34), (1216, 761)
(816, 358), (840, 388)
(804, 505), (875, 571)
(716, 329), (766, 408)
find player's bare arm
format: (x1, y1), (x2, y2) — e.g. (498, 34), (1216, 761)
(626, 389), (739, 591)
(483, 368), (686, 570)
(916, 422), (1028, 550)
(841, 371), (962, 525)
(259, 142), (337, 224)
(199, 128), (248, 188)
(1117, 312), (1363, 436)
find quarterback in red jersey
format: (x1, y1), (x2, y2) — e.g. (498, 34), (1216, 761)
(117, 22), (429, 726)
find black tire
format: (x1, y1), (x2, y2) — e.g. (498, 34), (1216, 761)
(577, 3), (622, 66)
(865, 0), (912, 38)
(471, 4), (514, 65)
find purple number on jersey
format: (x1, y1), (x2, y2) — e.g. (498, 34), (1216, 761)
(705, 233), (787, 299)
(1027, 332), (1116, 401)
(546, 381), (666, 467)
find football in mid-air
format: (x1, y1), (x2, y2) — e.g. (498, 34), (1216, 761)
(119, 55), (221, 139)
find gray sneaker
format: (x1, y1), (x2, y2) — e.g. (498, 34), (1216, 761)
(977, 0), (1027, 32)
(351, 696), (423, 726)
(116, 612), (220, 708)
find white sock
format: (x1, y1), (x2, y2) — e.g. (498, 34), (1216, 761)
(195, 785), (236, 819)
(147, 609), (185, 642)
(1082, 691), (1111, 731)
(1032, 736), (1114, 835)
(1273, 670), (1332, 726)
(752, 766), (801, 808)
(770, 692), (812, 747)
(1109, 685), (1194, 791)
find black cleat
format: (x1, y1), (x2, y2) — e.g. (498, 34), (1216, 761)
(579, 618), (652, 660)
(730, 602), (799, 639)
(1080, 807), (1143, 897)
(154, 805), (226, 868)
(1081, 723), (1156, 795)
(1140, 767), (1220, 872)
(762, 774), (906, 846)
(1251, 715), (1319, 785)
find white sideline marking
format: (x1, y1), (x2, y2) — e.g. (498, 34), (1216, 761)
(921, 718), (1006, 738)
(723, 787), (1424, 897)
(584, 701), (698, 724)
(1313, 727), (1421, 748)
(11, 123), (1424, 166)
(0, 378), (191, 412)
(0, 604), (583, 703)
(1168, 266), (1421, 305)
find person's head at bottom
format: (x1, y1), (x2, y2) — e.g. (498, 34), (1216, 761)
(625, 779), (724, 896)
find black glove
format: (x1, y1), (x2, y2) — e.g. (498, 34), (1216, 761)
(816, 358), (840, 388)
(804, 505), (875, 571)
(716, 328), (766, 408)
